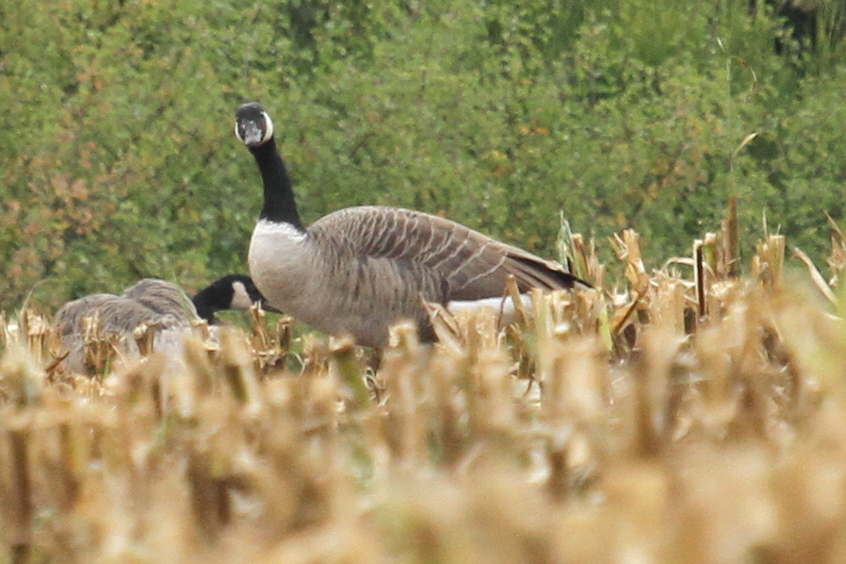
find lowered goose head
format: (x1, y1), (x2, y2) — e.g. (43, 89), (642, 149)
(192, 274), (280, 324)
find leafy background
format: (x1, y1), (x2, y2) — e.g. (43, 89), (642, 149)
(1, 0), (845, 311)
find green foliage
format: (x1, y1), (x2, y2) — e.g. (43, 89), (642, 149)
(1, 0), (845, 312)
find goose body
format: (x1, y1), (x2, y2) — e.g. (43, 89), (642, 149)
(54, 280), (194, 339)
(237, 102), (588, 348)
(54, 275), (273, 373)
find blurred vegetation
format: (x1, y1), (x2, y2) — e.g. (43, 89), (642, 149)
(1, 0), (845, 311)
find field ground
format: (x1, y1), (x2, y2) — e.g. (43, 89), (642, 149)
(2, 220), (846, 563)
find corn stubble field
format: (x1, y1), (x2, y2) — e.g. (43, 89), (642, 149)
(4, 209), (846, 563)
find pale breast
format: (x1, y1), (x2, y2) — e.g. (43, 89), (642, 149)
(250, 221), (432, 347)
(248, 220), (313, 309)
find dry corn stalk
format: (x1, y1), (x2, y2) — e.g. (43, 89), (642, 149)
(2, 218), (846, 563)
(721, 195), (740, 278)
(612, 228), (650, 296)
(753, 234), (786, 288)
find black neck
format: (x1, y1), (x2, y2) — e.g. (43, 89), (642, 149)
(192, 287), (228, 324)
(251, 138), (305, 230)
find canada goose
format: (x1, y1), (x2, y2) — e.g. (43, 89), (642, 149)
(235, 102), (589, 348)
(54, 275), (275, 373)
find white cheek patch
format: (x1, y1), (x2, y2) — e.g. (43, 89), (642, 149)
(230, 282), (253, 310)
(446, 294), (533, 325)
(261, 111), (274, 143)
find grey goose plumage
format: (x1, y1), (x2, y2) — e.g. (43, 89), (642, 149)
(54, 280), (194, 339)
(236, 102), (589, 348)
(54, 275), (275, 373)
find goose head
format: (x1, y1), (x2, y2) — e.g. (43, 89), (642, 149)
(192, 274), (281, 324)
(228, 274), (278, 311)
(235, 102), (274, 148)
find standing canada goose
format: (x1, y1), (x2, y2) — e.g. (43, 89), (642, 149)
(54, 275), (275, 373)
(235, 102), (589, 348)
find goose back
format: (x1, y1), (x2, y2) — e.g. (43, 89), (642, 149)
(319, 206), (578, 296)
(122, 279), (198, 320)
(54, 294), (184, 337)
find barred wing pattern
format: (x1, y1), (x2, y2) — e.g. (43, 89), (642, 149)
(312, 206), (581, 303)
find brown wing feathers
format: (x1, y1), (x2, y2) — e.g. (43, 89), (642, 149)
(503, 254), (577, 292)
(319, 206), (585, 302)
(381, 208), (582, 297)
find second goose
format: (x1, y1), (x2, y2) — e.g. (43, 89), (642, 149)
(55, 275), (276, 373)
(235, 102), (589, 348)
